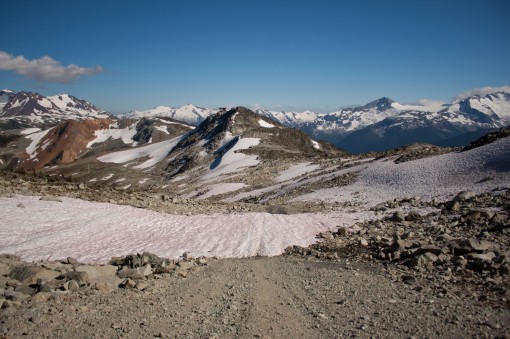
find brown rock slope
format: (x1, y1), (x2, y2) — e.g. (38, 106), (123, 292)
(20, 119), (113, 171)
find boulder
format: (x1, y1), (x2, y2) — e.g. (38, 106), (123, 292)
(59, 271), (90, 286)
(117, 265), (152, 279)
(9, 266), (60, 285)
(453, 191), (476, 202)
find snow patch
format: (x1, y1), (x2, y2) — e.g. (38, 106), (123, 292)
(275, 163), (321, 182)
(258, 119), (276, 128)
(202, 136), (260, 180)
(25, 128), (51, 159)
(87, 123), (138, 148)
(20, 128), (41, 135)
(196, 183), (248, 200)
(97, 135), (184, 169)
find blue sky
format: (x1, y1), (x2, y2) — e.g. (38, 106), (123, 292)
(1, 0), (509, 113)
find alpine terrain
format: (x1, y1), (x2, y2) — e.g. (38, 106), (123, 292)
(0, 89), (509, 338)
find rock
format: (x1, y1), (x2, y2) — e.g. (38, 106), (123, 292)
(41, 262), (64, 271)
(175, 269), (187, 278)
(405, 211), (422, 221)
(1, 300), (21, 309)
(60, 271), (90, 286)
(453, 191), (476, 202)
(4, 290), (30, 301)
(63, 280), (80, 291)
(155, 262), (176, 274)
(0, 262), (9, 275)
(387, 239), (414, 253)
(468, 252), (496, 262)
(78, 183), (86, 189)
(320, 231), (334, 240)
(177, 261), (194, 270)
(135, 281), (148, 291)
(31, 292), (51, 302)
(390, 212), (405, 222)
(95, 265), (118, 277)
(75, 265), (100, 279)
(93, 282), (116, 293)
(16, 202), (25, 208)
(336, 228), (348, 237)
(119, 278), (136, 289)
(447, 201), (461, 211)
(14, 284), (36, 296)
(467, 238), (493, 252)
(359, 239), (369, 247)
(66, 257), (78, 265)
(409, 253), (438, 269)
(117, 265), (152, 279)
(9, 266), (60, 284)
(39, 195), (62, 202)
(197, 258), (208, 265)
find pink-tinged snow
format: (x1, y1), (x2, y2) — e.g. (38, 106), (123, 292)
(0, 195), (370, 263)
(275, 163), (320, 182)
(97, 135), (184, 169)
(196, 183), (248, 200)
(258, 119), (276, 128)
(202, 137), (260, 180)
(87, 123), (138, 148)
(25, 128), (51, 159)
(294, 137), (510, 207)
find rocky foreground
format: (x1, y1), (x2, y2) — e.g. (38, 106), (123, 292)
(0, 188), (509, 337)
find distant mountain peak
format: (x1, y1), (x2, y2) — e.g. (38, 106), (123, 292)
(356, 97), (395, 111)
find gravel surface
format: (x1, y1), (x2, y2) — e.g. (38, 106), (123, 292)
(1, 256), (508, 338)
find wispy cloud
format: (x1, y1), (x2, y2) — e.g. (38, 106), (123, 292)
(455, 86), (510, 101)
(0, 50), (103, 83)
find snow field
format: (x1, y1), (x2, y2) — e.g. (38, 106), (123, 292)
(0, 195), (370, 263)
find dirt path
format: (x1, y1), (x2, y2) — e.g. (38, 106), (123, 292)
(1, 256), (508, 338)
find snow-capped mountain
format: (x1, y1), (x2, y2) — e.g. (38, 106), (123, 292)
(0, 89), (15, 111)
(126, 104), (216, 126)
(253, 91), (510, 153)
(0, 90), (109, 127)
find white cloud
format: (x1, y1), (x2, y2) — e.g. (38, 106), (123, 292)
(0, 50), (103, 83)
(413, 98), (446, 106)
(454, 86), (510, 101)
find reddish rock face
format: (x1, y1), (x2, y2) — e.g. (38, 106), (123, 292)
(20, 119), (114, 170)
